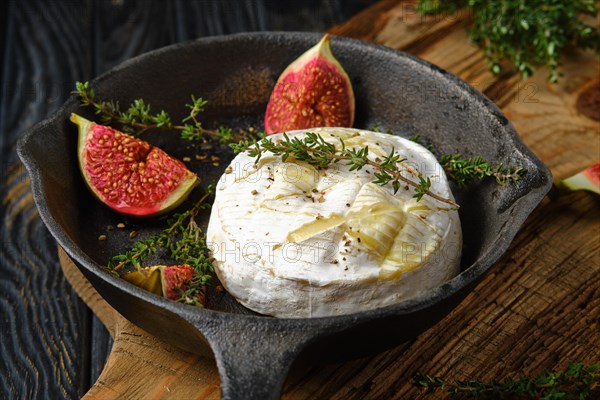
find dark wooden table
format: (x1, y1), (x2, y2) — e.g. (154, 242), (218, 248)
(2, 0), (599, 399)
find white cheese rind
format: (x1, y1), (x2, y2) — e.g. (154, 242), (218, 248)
(207, 128), (462, 318)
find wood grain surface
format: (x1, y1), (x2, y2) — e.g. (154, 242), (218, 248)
(45, 0), (599, 399)
(0, 0), (376, 398)
(0, 1), (97, 397)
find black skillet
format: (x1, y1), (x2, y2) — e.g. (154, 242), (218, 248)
(17, 32), (552, 399)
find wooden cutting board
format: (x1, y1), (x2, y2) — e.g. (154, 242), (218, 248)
(60, 0), (600, 398)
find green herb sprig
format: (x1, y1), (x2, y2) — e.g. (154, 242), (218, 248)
(76, 81), (523, 196)
(75, 81), (260, 145)
(440, 153), (525, 187)
(418, 0), (600, 82)
(107, 186), (215, 306)
(414, 361), (600, 399)
(231, 132), (458, 207)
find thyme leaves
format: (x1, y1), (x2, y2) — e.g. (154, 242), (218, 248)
(75, 81), (262, 145)
(418, 0), (600, 82)
(415, 361), (600, 399)
(232, 132), (459, 208)
(107, 186), (215, 306)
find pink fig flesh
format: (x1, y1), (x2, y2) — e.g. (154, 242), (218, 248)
(71, 114), (198, 217)
(161, 264), (195, 300)
(583, 162), (600, 187)
(122, 264), (204, 305)
(264, 34), (355, 134)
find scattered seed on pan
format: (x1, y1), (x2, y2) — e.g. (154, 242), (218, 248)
(129, 231), (137, 239)
(196, 154), (208, 161)
(182, 156), (191, 162)
(98, 234), (107, 241)
(117, 223), (126, 229)
(212, 162), (220, 167)
(106, 225), (114, 231)
(251, 189), (258, 195)
(211, 155), (220, 161)
(225, 166), (233, 174)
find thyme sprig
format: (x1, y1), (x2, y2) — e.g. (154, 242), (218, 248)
(414, 361), (600, 399)
(76, 81), (523, 194)
(75, 81), (259, 145)
(407, 135), (525, 187)
(440, 154), (525, 187)
(107, 186), (215, 306)
(231, 132), (458, 208)
(418, 0), (600, 82)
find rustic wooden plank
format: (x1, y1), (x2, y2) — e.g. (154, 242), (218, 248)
(92, 0), (178, 73)
(0, 0), (97, 398)
(174, 0), (377, 41)
(0, 1), (8, 81)
(502, 53), (600, 176)
(328, 0), (402, 41)
(174, 0), (266, 39)
(0, 0), (92, 163)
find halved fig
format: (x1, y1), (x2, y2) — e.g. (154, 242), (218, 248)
(71, 114), (198, 217)
(264, 34), (355, 134)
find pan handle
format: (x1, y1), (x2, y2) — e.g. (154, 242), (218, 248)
(200, 317), (323, 400)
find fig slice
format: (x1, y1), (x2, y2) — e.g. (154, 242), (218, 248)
(71, 114), (198, 217)
(122, 264), (205, 305)
(264, 34), (355, 134)
(554, 162), (600, 195)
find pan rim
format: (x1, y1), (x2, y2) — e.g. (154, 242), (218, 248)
(17, 31), (553, 329)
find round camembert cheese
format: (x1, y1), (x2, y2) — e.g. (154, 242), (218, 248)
(207, 128), (462, 318)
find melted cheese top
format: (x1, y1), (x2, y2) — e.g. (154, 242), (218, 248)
(207, 128), (462, 317)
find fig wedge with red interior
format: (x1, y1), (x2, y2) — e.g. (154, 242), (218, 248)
(72, 113), (198, 217)
(264, 34), (355, 134)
